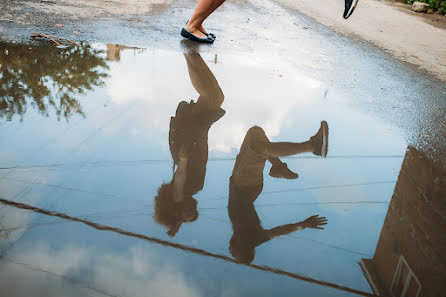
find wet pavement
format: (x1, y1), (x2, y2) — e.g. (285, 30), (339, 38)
(1, 0), (446, 293)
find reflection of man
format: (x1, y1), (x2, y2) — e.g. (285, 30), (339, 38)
(154, 53), (225, 237)
(228, 123), (329, 264)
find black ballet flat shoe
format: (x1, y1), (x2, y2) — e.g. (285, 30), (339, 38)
(185, 20), (216, 39)
(181, 28), (214, 43)
(201, 31), (216, 39)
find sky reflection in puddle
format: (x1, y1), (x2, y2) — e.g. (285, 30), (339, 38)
(0, 42), (443, 297)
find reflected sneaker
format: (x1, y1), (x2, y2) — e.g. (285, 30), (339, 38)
(343, 0), (358, 19)
(269, 163), (299, 179)
(310, 121), (329, 157)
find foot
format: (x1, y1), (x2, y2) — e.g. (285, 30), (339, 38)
(343, 0), (358, 19)
(181, 28), (214, 43)
(199, 25), (216, 39)
(269, 163), (299, 179)
(185, 21), (215, 39)
(199, 25), (208, 35)
(310, 121), (329, 157)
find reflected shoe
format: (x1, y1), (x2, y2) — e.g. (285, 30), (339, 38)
(269, 163), (299, 179)
(181, 28), (214, 43)
(343, 0), (359, 19)
(310, 121), (329, 157)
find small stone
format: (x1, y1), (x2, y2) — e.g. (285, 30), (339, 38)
(56, 24), (64, 27)
(412, 2), (430, 13)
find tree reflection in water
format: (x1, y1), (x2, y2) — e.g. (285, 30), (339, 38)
(0, 42), (109, 121)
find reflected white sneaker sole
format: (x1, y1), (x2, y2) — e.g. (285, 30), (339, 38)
(321, 121), (328, 157)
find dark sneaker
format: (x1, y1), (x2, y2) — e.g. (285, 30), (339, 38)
(310, 121), (329, 157)
(269, 163), (299, 179)
(343, 0), (358, 19)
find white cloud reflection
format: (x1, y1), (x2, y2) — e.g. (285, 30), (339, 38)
(106, 49), (323, 154)
(0, 244), (203, 297)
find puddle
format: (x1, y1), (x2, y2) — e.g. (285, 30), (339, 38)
(0, 42), (444, 297)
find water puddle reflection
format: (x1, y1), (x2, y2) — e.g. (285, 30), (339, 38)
(0, 42), (444, 297)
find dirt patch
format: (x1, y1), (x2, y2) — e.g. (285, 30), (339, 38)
(275, 0), (446, 81)
(380, 0), (446, 30)
(0, 0), (173, 24)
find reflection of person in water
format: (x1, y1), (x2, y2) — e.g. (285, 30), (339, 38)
(229, 123), (329, 264)
(154, 53), (225, 237)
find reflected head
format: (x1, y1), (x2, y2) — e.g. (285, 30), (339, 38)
(153, 183), (198, 237)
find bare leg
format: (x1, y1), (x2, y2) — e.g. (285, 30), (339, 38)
(265, 142), (312, 179)
(198, 0), (225, 34)
(267, 156), (283, 166)
(184, 0), (226, 38)
(264, 122), (330, 177)
(184, 53), (224, 110)
(242, 126), (312, 158)
(241, 126), (312, 180)
(267, 155), (299, 179)
(264, 120), (329, 158)
(264, 141), (313, 158)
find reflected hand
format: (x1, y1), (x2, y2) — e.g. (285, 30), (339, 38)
(302, 215), (327, 229)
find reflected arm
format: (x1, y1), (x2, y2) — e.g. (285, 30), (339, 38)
(172, 150), (189, 202)
(265, 222), (305, 240)
(265, 215), (327, 240)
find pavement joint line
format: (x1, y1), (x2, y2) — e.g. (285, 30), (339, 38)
(4, 257), (119, 297)
(0, 154), (405, 170)
(0, 197), (378, 297)
(1, 198), (379, 258)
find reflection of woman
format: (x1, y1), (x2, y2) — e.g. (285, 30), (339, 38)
(154, 53), (225, 236)
(228, 124), (329, 264)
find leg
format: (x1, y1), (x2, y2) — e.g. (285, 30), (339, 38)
(197, 0), (225, 34)
(264, 138), (311, 180)
(267, 156), (283, 167)
(268, 156), (299, 179)
(243, 126), (312, 158)
(266, 120), (329, 158)
(184, 53), (224, 110)
(242, 126), (319, 180)
(240, 126), (308, 179)
(184, 0), (226, 38)
(264, 141), (313, 158)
